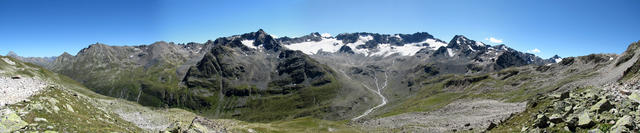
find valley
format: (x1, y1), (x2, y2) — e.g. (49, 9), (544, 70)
(2, 29), (640, 132)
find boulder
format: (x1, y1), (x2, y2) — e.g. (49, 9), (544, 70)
(588, 129), (604, 133)
(560, 91), (570, 100)
(629, 92), (640, 104)
(0, 109), (28, 132)
(549, 114), (564, 123)
(486, 122), (497, 131)
(533, 114), (550, 128)
(578, 112), (595, 129)
(585, 92), (599, 101)
(590, 99), (613, 113)
(610, 115), (635, 132)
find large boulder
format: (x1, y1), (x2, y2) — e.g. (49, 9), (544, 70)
(629, 92), (640, 104)
(610, 115), (635, 132)
(590, 99), (613, 113)
(578, 112), (595, 129)
(549, 114), (564, 123)
(533, 114), (550, 128)
(0, 109), (28, 132)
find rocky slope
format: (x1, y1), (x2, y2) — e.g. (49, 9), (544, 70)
(491, 41), (640, 132)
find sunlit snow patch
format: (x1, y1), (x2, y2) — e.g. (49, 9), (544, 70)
(241, 40), (257, 49)
(284, 38), (343, 55)
(447, 48), (456, 57)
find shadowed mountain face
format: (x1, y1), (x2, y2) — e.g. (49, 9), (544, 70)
(180, 30), (355, 121)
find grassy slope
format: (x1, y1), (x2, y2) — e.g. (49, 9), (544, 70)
(0, 56), (143, 132)
(377, 63), (601, 120)
(2, 56), (361, 132)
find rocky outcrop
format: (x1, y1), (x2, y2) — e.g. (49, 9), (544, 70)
(0, 108), (28, 132)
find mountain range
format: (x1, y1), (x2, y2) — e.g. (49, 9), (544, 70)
(3, 29), (640, 132)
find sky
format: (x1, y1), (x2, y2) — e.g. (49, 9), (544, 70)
(1, 0), (639, 58)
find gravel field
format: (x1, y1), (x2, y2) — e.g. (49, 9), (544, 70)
(0, 76), (47, 107)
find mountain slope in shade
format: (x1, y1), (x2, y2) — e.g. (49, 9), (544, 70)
(180, 29), (373, 122)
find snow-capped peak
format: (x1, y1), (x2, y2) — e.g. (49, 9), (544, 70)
(321, 33), (332, 38)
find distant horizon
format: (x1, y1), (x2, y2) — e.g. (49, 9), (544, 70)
(4, 29), (618, 59)
(2, 0), (639, 58)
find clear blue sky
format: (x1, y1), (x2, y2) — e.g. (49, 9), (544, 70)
(1, 0), (639, 58)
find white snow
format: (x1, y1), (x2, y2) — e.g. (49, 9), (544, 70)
(1, 58), (15, 65)
(447, 48), (456, 57)
(468, 45), (476, 52)
(425, 39), (447, 50)
(284, 35), (448, 57)
(321, 33), (332, 38)
(555, 58), (563, 63)
(501, 45), (509, 51)
(284, 38), (343, 55)
(393, 34), (402, 40)
(370, 44), (424, 57)
(360, 35), (374, 42)
(475, 41), (485, 46)
(241, 40), (257, 49)
(345, 35), (375, 55)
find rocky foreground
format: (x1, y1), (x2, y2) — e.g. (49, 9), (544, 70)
(522, 79), (640, 132)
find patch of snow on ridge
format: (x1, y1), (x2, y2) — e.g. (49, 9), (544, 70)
(468, 45), (476, 52)
(2, 58), (15, 65)
(321, 33), (332, 38)
(345, 35), (375, 55)
(393, 34), (402, 40)
(370, 43), (424, 57)
(357, 35), (374, 43)
(555, 58), (563, 63)
(475, 41), (485, 46)
(284, 38), (343, 55)
(447, 48), (455, 57)
(425, 39), (447, 50)
(241, 40), (256, 49)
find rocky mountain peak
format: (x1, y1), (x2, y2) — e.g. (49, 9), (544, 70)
(548, 55), (563, 63)
(448, 35), (484, 49)
(7, 51), (18, 57)
(59, 52), (72, 58)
